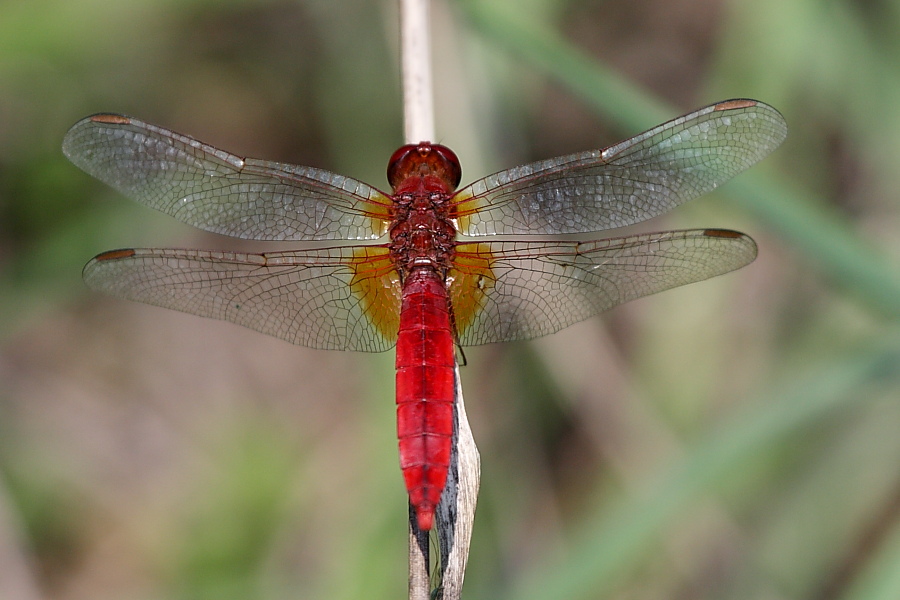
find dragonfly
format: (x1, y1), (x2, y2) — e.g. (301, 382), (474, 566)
(63, 98), (786, 530)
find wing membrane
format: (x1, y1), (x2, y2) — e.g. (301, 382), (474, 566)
(63, 115), (392, 241)
(451, 229), (757, 346)
(82, 246), (401, 351)
(455, 99), (786, 236)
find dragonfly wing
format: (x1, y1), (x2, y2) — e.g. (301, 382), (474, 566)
(451, 230), (757, 345)
(63, 115), (392, 241)
(455, 99), (786, 236)
(83, 246), (401, 352)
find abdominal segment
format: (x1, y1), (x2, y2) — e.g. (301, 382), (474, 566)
(395, 268), (455, 530)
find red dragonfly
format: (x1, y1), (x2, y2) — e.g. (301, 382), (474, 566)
(64, 98), (786, 530)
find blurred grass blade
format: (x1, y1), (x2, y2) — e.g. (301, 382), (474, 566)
(501, 330), (900, 600)
(458, 0), (900, 318)
(841, 519), (900, 600)
(460, 0), (671, 131)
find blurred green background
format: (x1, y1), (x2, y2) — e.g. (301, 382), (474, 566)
(2, 0), (900, 599)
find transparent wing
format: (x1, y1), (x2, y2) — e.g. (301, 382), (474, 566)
(454, 99), (786, 236)
(451, 229), (757, 346)
(63, 114), (393, 241)
(82, 245), (401, 352)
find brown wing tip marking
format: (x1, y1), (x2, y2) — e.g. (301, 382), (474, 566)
(90, 114), (131, 125)
(703, 229), (745, 239)
(714, 99), (757, 111)
(95, 248), (137, 261)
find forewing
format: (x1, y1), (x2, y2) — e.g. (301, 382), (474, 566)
(455, 99), (786, 236)
(451, 230), (757, 345)
(63, 114), (392, 241)
(82, 246), (401, 352)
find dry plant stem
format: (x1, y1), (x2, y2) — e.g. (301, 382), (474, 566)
(401, 1), (480, 598)
(434, 365), (481, 600)
(401, 2), (435, 596)
(401, 4), (435, 594)
(408, 509), (431, 600)
(400, 0), (435, 143)
(407, 365), (481, 600)
(401, 4), (436, 597)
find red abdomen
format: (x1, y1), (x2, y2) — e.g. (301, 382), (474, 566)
(396, 267), (455, 531)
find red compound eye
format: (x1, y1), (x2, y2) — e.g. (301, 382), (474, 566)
(387, 142), (462, 192)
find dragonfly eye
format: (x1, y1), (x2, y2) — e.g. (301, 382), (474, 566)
(387, 142), (462, 192)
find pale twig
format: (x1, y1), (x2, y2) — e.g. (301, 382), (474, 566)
(401, 5), (435, 595)
(399, 1), (480, 599)
(408, 509), (430, 600)
(400, 0), (435, 143)
(433, 365), (481, 600)
(407, 365), (481, 600)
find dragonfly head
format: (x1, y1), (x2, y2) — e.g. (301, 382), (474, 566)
(387, 142), (462, 193)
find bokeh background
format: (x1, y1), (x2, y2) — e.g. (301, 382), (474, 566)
(2, 0), (900, 599)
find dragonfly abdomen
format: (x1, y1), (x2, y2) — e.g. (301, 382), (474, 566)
(395, 267), (455, 530)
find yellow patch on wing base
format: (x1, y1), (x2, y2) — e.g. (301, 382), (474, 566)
(349, 246), (402, 342)
(450, 191), (484, 234)
(448, 244), (495, 337)
(362, 192), (395, 237)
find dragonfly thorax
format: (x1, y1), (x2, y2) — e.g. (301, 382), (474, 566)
(389, 189), (456, 277)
